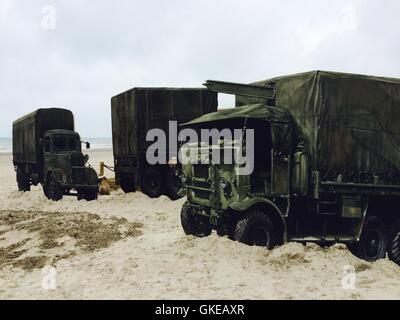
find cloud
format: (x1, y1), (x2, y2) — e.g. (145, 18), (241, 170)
(0, 0), (399, 137)
(297, 4), (359, 57)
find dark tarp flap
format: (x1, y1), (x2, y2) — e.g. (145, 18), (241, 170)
(181, 104), (293, 154)
(237, 71), (400, 179)
(182, 104), (291, 126)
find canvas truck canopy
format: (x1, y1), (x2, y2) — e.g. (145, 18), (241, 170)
(236, 71), (400, 179)
(112, 87), (218, 159)
(181, 104), (293, 154)
(182, 103), (290, 125)
(13, 108), (74, 165)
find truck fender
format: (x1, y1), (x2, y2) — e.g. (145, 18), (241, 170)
(229, 197), (288, 242)
(88, 167), (100, 186)
(45, 170), (53, 183)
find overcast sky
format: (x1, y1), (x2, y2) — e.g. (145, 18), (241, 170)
(1, 0), (400, 137)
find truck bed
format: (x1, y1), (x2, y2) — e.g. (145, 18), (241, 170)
(238, 71), (400, 184)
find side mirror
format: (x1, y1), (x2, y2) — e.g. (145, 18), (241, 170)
(86, 142), (91, 150)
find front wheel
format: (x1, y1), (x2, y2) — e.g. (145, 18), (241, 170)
(353, 216), (388, 262)
(78, 189), (98, 201)
(181, 204), (212, 238)
(45, 174), (63, 201)
(17, 168), (30, 192)
(388, 220), (400, 266)
(141, 167), (162, 198)
(119, 174), (135, 193)
(234, 209), (281, 249)
(165, 167), (184, 201)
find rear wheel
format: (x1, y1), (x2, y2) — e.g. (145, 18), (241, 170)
(141, 167), (162, 198)
(234, 209), (281, 249)
(388, 220), (400, 266)
(119, 174), (135, 193)
(45, 174), (63, 201)
(352, 216), (388, 262)
(17, 168), (30, 192)
(165, 167), (183, 201)
(181, 204), (212, 238)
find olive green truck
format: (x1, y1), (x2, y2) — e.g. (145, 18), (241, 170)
(180, 71), (400, 265)
(111, 87), (218, 199)
(13, 108), (99, 201)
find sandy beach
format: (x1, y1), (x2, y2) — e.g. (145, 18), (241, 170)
(0, 149), (399, 300)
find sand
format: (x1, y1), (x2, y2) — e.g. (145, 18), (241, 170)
(0, 149), (399, 300)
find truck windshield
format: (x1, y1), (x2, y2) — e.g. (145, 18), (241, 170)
(53, 136), (78, 152)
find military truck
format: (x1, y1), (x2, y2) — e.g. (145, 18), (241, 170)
(180, 71), (400, 265)
(111, 87), (218, 199)
(13, 108), (99, 201)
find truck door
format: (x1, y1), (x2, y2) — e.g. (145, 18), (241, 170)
(271, 150), (290, 196)
(43, 135), (54, 180)
(270, 121), (292, 197)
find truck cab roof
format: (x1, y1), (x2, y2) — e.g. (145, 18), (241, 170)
(181, 103), (291, 127)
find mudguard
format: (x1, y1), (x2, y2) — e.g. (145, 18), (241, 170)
(229, 196), (288, 241)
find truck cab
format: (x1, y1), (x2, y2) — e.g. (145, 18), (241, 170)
(41, 129), (98, 201)
(180, 103), (292, 244)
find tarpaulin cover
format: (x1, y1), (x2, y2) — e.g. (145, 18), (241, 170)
(237, 71), (400, 177)
(182, 104), (293, 155)
(182, 103), (291, 125)
(13, 108), (74, 165)
(111, 88), (218, 158)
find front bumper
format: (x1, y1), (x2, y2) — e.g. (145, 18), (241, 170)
(69, 166), (99, 188)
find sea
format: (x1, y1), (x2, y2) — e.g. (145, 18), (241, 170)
(0, 137), (112, 154)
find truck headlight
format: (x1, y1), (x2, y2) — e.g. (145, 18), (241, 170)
(220, 178), (227, 189)
(181, 175), (187, 184)
(220, 178), (232, 197)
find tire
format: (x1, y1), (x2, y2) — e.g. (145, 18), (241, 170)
(78, 189), (98, 202)
(352, 216), (388, 262)
(17, 168), (30, 192)
(141, 167), (162, 198)
(234, 209), (281, 249)
(165, 167), (183, 201)
(181, 204), (212, 238)
(45, 174), (63, 201)
(43, 183), (49, 198)
(388, 220), (400, 266)
(216, 218), (237, 240)
(346, 243), (359, 257)
(119, 174), (135, 193)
